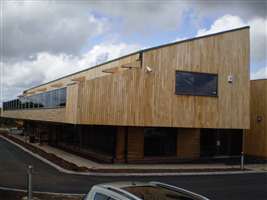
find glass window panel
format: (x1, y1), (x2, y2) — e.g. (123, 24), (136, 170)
(26, 97), (30, 109)
(59, 88), (66, 107)
(18, 99), (22, 109)
(15, 99), (19, 110)
(34, 95), (39, 108)
(94, 193), (115, 200)
(22, 97), (26, 109)
(39, 94), (44, 108)
(48, 91), (53, 107)
(55, 89), (60, 107)
(43, 92), (49, 108)
(175, 71), (218, 97)
(29, 96), (33, 109)
(51, 90), (57, 107)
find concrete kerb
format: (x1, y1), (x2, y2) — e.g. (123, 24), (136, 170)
(0, 135), (265, 177)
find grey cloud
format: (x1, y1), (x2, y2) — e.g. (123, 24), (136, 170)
(2, 0), (266, 63)
(89, 1), (190, 34)
(193, 0), (266, 19)
(2, 1), (108, 61)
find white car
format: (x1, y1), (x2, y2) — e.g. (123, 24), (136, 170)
(84, 182), (210, 200)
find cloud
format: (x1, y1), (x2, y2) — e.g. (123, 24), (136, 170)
(2, 1), (109, 61)
(1, 42), (140, 102)
(251, 67), (267, 80)
(196, 15), (246, 36)
(1, 1), (267, 105)
(94, 1), (188, 33)
(196, 14), (267, 79)
(193, 0), (266, 23)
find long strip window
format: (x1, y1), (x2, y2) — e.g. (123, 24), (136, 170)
(3, 87), (66, 110)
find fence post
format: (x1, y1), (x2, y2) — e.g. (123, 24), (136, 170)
(27, 165), (33, 200)
(241, 152), (244, 170)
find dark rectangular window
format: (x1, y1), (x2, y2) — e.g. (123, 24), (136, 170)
(144, 128), (177, 157)
(175, 71), (218, 97)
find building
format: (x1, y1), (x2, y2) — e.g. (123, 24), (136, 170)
(244, 79), (267, 160)
(1, 27), (250, 163)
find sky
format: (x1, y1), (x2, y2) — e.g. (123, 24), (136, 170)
(0, 0), (266, 104)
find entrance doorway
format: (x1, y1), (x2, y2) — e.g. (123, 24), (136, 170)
(200, 129), (243, 157)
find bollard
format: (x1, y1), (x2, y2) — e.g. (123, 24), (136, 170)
(27, 165), (33, 200)
(241, 152), (244, 170)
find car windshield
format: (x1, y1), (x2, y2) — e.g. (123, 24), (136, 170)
(123, 185), (196, 200)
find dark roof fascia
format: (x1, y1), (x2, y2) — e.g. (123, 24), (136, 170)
(24, 26), (250, 93)
(251, 78), (267, 81)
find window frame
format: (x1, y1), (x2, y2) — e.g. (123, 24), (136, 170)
(175, 70), (218, 97)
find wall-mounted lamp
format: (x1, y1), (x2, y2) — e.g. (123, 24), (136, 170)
(145, 66), (152, 73)
(257, 115), (263, 122)
(228, 74), (234, 83)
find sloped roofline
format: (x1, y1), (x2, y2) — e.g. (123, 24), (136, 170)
(24, 26), (249, 93)
(251, 78), (267, 81)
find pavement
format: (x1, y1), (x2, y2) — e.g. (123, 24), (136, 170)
(0, 136), (267, 200)
(4, 133), (257, 174)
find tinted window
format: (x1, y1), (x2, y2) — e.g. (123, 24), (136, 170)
(59, 88), (66, 106)
(175, 71), (218, 97)
(3, 87), (67, 110)
(94, 193), (115, 200)
(39, 93), (45, 108)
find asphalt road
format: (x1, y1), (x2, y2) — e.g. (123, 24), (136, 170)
(0, 137), (266, 200)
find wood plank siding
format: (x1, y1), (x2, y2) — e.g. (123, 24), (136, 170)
(244, 79), (267, 158)
(78, 28), (250, 128)
(2, 108), (66, 123)
(2, 27), (250, 129)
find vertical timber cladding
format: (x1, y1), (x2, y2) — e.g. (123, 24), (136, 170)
(114, 126), (126, 163)
(244, 80), (267, 158)
(65, 83), (79, 124)
(127, 127), (144, 161)
(79, 28), (250, 129)
(177, 129), (200, 159)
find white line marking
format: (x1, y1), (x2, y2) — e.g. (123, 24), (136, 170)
(0, 186), (85, 195)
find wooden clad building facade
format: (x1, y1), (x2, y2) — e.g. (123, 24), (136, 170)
(1, 27), (250, 163)
(244, 79), (267, 159)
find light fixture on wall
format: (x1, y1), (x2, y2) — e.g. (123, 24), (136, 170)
(257, 115), (263, 122)
(145, 66), (152, 73)
(228, 74), (234, 83)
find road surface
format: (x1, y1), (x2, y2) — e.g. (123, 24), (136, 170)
(0, 137), (266, 200)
